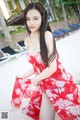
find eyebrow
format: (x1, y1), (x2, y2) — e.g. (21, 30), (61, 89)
(26, 16), (39, 18)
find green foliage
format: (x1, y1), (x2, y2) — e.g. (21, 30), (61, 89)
(51, 0), (80, 22)
(49, 21), (57, 25)
(0, 26), (27, 38)
(10, 26), (26, 35)
(53, 0), (80, 5)
(0, 33), (4, 38)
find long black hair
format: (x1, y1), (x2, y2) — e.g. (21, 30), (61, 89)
(24, 2), (56, 66)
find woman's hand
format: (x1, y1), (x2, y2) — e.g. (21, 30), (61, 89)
(31, 78), (39, 86)
(16, 74), (25, 78)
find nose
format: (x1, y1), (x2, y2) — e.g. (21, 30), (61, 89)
(30, 20), (34, 25)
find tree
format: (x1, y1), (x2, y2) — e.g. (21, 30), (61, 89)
(46, 0), (55, 21)
(0, 14), (12, 42)
(70, 0), (80, 22)
(52, 0), (68, 28)
(60, 0), (68, 28)
(52, 0), (80, 27)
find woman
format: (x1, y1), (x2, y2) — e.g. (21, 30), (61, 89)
(11, 2), (80, 120)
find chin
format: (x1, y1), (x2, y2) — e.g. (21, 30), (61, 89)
(30, 30), (38, 33)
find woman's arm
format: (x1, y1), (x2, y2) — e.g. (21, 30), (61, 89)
(32, 58), (57, 84)
(17, 67), (34, 78)
(32, 31), (57, 85)
(17, 38), (35, 78)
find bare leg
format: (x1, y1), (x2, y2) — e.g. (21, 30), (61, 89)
(39, 93), (55, 120)
(54, 112), (61, 120)
(23, 115), (35, 120)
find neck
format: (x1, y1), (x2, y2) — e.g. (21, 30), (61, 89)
(30, 31), (40, 42)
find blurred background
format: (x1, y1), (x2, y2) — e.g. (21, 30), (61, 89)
(0, 1), (80, 119)
(0, 0), (80, 49)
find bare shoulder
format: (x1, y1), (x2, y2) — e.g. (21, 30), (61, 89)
(45, 31), (53, 46)
(24, 36), (29, 48)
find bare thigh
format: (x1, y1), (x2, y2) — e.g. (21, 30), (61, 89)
(54, 112), (61, 120)
(39, 93), (55, 120)
(22, 112), (34, 120)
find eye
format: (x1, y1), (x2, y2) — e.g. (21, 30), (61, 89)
(34, 17), (38, 20)
(26, 18), (30, 21)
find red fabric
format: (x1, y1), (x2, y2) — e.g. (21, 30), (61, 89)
(11, 52), (80, 120)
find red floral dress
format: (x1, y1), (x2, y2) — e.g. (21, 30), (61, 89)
(11, 51), (80, 120)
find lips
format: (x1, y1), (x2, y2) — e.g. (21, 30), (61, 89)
(29, 27), (35, 29)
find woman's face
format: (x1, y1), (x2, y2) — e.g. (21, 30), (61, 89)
(26, 9), (42, 32)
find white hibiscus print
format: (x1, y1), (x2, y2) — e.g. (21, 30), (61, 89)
(16, 88), (22, 95)
(55, 81), (65, 88)
(18, 79), (27, 90)
(46, 90), (58, 98)
(65, 106), (80, 116)
(46, 90), (54, 98)
(54, 99), (73, 110)
(62, 73), (71, 80)
(54, 81), (65, 94)
(22, 108), (29, 115)
(36, 53), (43, 64)
(14, 98), (21, 104)
(66, 94), (74, 101)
